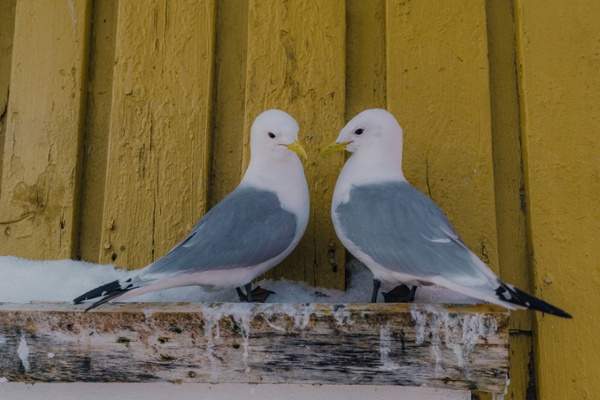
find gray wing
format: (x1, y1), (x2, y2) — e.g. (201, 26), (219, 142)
(138, 186), (298, 279)
(335, 182), (485, 280)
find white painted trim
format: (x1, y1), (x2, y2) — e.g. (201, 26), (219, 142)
(0, 383), (470, 400)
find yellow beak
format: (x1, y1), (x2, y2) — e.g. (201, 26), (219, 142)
(286, 140), (308, 159)
(319, 141), (351, 157)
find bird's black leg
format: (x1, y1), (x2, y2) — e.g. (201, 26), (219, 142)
(245, 282), (253, 303)
(408, 285), (417, 302)
(236, 287), (246, 301)
(236, 283), (275, 302)
(371, 279), (381, 303)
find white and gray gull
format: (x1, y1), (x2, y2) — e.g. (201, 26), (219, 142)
(75, 109), (310, 311)
(320, 108), (571, 318)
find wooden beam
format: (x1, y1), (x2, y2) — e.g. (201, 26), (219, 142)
(0, 302), (508, 393)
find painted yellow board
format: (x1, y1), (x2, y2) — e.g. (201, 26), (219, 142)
(244, 0), (346, 290)
(99, 1), (216, 269)
(386, 0), (499, 273)
(485, 1), (533, 398)
(209, 0), (249, 208)
(0, 0), (16, 191)
(78, 0), (118, 262)
(514, 1), (600, 398)
(345, 0), (386, 117)
(0, 0), (91, 259)
(485, 0), (531, 334)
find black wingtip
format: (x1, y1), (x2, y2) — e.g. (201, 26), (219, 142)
(73, 279), (122, 304)
(496, 283), (572, 319)
(83, 289), (128, 312)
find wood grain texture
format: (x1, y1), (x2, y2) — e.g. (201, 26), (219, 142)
(514, 1), (600, 399)
(0, 302), (509, 393)
(385, 0), (499, 274)
(244, 0), (346, 289)
(0, 0), (91, 259)
(99, 1), (216, 269)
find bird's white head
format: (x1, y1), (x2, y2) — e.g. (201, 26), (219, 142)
(250, 109), (307, 162)
(320, 109), (406, 185)
(320, 109), (403, 158)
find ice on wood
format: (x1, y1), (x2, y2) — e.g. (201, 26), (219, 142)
(410, 304), (499, 378)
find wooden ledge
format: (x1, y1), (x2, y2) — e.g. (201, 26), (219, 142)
(0, 302), (509, 393)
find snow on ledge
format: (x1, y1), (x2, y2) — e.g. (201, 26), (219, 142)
(0, 256), (480, 305)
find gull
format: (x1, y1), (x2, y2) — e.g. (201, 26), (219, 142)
(75, 109), (310, 311)
(320, 108), (571, 318)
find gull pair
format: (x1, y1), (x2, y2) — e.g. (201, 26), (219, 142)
(75, 109), (571, 318)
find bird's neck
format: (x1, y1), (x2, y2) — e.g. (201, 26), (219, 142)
(332, 150), (406, 205)
(241, 156), (309, 214)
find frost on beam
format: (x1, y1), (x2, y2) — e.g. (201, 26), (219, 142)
(0, 302), (509, 393)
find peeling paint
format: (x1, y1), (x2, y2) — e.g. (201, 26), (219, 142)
(68, 1), (77, 28)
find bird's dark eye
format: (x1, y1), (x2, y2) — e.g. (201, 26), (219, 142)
(268, 132), (276, 139)
(354, 128), (364, 135)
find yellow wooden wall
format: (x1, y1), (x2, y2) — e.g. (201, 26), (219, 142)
(0, 1), (597, 398)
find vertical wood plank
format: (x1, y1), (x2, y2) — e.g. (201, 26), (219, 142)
(244, 0), (346, 290)
(99, 1), (217, 269)
(485, 1), (533, 398)
(0, 0), (91, 259)
(514, 1), (600, 399)
(78, 0), (119, 262)
(485, 0), (531, 332)
(345, 0), (386, 118)
(386, 0), (499, 273)
(0, 0), (16, 197)
(507, 332), (535, 400)
(209, 0), (249, 208)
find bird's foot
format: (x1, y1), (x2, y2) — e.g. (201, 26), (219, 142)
(382, 285), (417, 303)
(236, 286), (275, 303)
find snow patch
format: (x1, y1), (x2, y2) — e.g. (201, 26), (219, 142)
(0, 256), (479, 305)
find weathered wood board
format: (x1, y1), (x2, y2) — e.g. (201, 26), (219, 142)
(0, 302), (508, 393)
